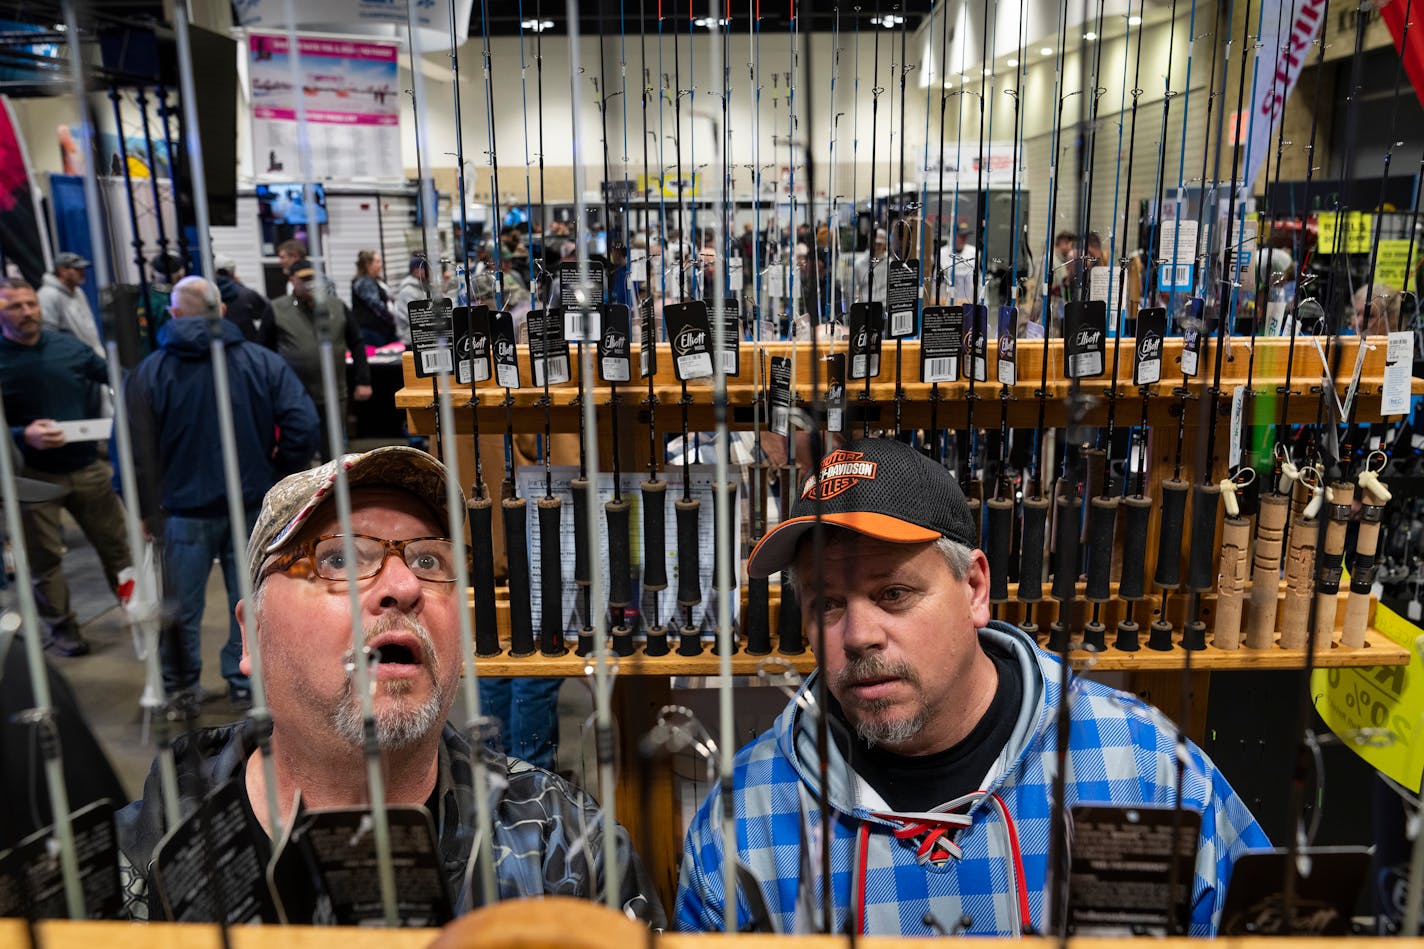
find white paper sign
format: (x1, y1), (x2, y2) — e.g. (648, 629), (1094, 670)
(1383, 330), (1413, 417)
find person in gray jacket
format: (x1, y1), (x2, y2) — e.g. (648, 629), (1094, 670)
(37, 252), (103, 357)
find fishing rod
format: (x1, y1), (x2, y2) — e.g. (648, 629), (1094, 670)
(961, 0), (996, 525)
(922, 0), (953, 464)
(106, 85), (155, 338)
(406, 1), (442, 460)
(133, 87), (172, 271)
(822, 9), (840, 336)
(154, 84), (190, 268)
(744, 0), (772, 657)
(857, 2), (883, 434)
(889, 1), (913, 437)
(849, 7), (863, 306)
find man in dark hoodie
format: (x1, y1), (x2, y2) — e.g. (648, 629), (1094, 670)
(213, 254), (275, 346)
(125, 276), (319, 709)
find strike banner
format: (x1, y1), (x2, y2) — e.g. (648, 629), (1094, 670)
(1247, 0), (1328, 190)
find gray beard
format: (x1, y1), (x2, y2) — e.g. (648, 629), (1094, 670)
(852, 702), (930, 749)
(330, 616), (447, 751)
(835, 653), (930, 749)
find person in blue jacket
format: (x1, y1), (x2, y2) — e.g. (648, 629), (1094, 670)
(125, 276), (319, 710)
(676, 437), (1269, 937)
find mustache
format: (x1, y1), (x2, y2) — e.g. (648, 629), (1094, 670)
(342, 612), (438, 672)
(834, 653), (920, 695)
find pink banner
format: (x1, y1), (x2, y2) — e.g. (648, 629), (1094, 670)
(247, 35), (397, 62)
(254, 107), (398, 126)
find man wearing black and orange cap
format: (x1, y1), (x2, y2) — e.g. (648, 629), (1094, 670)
(269, 258), (371, 459)
(675, 437), (1267, 937)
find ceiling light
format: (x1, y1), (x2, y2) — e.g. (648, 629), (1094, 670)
(982, 67), (992, 75)
(53, 22), (67, 31)
(1128, 14), (1142, 24)
(1083, 31), (1098, 40)
(520, 18), (554, 31)
(1006, 58), (1019, 67)
(943, 80), (954, 88)
(693, 16), (729, 27)
(871, 13), (903, 27)
(961, 73), (972, 82)
(1041, 46), (1054, 55)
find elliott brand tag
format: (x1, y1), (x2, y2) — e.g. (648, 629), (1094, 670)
(1063, 300), (1107, 379)
(638, 296), (658, 378)
(528, 308), (571, 387)
(491, 311), (520, 389)
(453, 305), (492, 385)
(598, 303), (632, 383)
(664, 300), (715, 381)
(997, 305), (1018, 385)
(848, 301), (884, 380)
(887, 258), (920, 338)
(1179, 297), (1206, 377)
(408, 297), (455, 378)
(825, 353), (847, 433)
(920, 305), (962, 384)
(768, 355), (793, 436)
(1134, 307), (1167, 385)
(967, 303), (989, 382)
(715, 297), (741, 376)
(558, 259), (606, 309)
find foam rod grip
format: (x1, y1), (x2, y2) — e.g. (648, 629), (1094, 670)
(1246, 493), (1290, 649)
(1213, 516), (1252, 650)
(1341, 504), (1384, 648)
(1085, 496), (1118, 602)
(1153, 479), (1189, 590)
(712, 482), (736, 590)
(745, 576), (772, 655)
(1278, 516), (1319, 649)
(641, 480), (669, 591)
(1186, 482), (1221, 593)
(502, 498), (536, 657)
(986, 498), (1014, 603)
(966, 496), (983, 549)
(1018, 496), (1049, 603)
(1083, 449), (1108, 527)
(778, 583), (805, 654)
(468, 496), (501, 657)
(1118, 496), (1152, 600)
(606, 499), (632, 608)
(538, 499), (566, 655)
(1051, 491), (1083, 602)
(676, 498), (702, 607)
(571, 478), (591, 587)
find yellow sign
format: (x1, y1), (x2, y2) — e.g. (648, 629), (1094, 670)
(1375, 239), (1421, 291)
(1313, 601), (1424, 793)
(1315, 211), (1373, 255)
(636, 172), (701, 200)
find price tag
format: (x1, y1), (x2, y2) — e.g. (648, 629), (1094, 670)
(997, 305), (1018, 385)
(825, 353), (847, 433)
(453, 305), (491, 385)
(1178, 297), (1205, 378)
(528, 308), (571, 386)
(966, 303), (989, 382)
(728, 257), (744, 291)
(559, 259), (606, 309)
(1088, 266), (1119, 308)
(1229, 385), (1245, 468)
(1134, 307), (1167, 386)
(768, 355), (793, 436)
(1383, 331), (1413, 416)
(886, 258), (920, 338)
(491, 311), (520, 389)
(599, 303), (632, 383)
(715, 297), (742, 376)
(847, 301), (884, 380)
(408, 297), (455, 378)
(638, 296), (658, 379)
(1157, 218), (1198, 291)
(664, 300), (715, 381)
(630, 254), (648, 283)
(920, 305), (962, 383)
(1063, 300), (1107, 379)
(563, 307), (601, 343)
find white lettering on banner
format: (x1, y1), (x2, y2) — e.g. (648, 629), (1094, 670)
(1248, 0), (1328, 189)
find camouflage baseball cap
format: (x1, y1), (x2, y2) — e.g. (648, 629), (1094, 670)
(247, 446), (457, 587)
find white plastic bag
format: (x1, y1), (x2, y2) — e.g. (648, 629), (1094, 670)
(117, 540), (162, 659)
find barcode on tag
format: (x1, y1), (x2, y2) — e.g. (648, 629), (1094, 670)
(640, 348), (652, 377)
(717, 349), (739, 375)
(852, 355), (867, 378)
(421, 349), (453, 374)
(1181, 348), (1199, 377)
(602, 358), (630, 383)
(564, 310), (599, 342)
(678, 353), (714, 379)
(924, 357), (956, 384)
(892, 311), (913, 336)
(535, 355), (570, 386)
(496, 363), (519, 389)
(1070, 352), (1103, 378)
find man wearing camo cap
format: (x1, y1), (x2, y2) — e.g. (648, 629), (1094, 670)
(116, 445), (664, 924)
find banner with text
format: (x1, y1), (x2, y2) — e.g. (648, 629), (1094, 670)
(1247, 0), (1328, 190)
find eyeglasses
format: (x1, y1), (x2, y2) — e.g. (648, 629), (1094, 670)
(264, 533), (459, 584)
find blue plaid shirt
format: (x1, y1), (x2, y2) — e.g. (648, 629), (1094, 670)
(676, 622), (1268, 936)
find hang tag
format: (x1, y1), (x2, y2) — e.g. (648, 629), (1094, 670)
(1063, 300), (1107, 379)
(664, 300), (715, 381)
(966, 303), (989, 382)
(153, 781), (275, 923)
(848, 301), (884, 380)
(0, 800), (126, 921)
(409, 297), (455, 378)
(630, 254), (647, 283)
(920, 305), (962, 383)
(1383, 330), (1413, 416)
(528, 308), (571, 386)
(728, 257), (744, 291)
(768, 355), (793, 436)
(997, 305), (1018, 385)
(1264, 300), (1287, 336)
(563, 307), (601, 343)
(1088, 266), (1120, 309)
(1179, 297), (1205, 377)
(715, 297), (742, 376)
(887, 258), (920, 338)
(453, 305), (491, 385)
(1338, 332), (1375, 424)
(638, 296), (658, 379)
(599, 303), (632, 383)
(825, 353), (847, 433)
(1133, 306), (1167, 386)
(559, 259), (606, 309)
(1157, 218), (1198, 291)
(764, 265), (785, 300)
(491, 310), (520, 389)
(1024, 319), (1046, 340)
(1229, 385), (1246, 468)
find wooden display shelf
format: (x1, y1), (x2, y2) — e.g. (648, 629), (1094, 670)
(396, 336), (1424, 434)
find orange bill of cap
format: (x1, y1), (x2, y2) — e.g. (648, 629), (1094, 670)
(745, 511), (941, 579)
